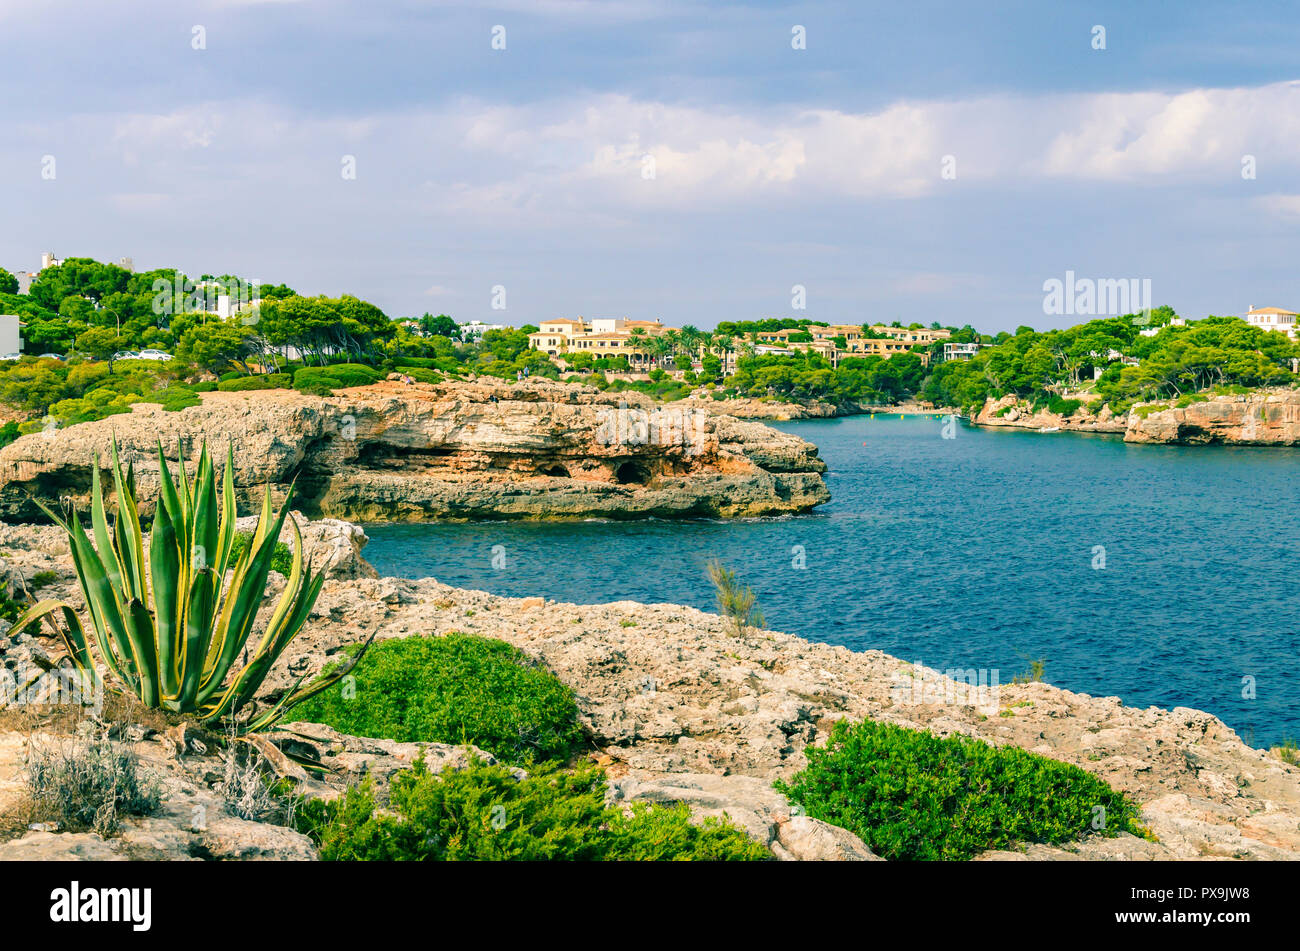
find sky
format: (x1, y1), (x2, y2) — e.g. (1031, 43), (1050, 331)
(3, 0), (1300, 333)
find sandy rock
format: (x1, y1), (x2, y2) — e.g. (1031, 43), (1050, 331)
(265, 721), (518, 804)
(974, 388), (1300, 446)
(0, 380), (830, 522)
(774, 815), (882, 861)
(0, 831), (125, 861)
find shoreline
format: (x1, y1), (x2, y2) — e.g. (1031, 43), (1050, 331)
(3, 516), (1299, 860)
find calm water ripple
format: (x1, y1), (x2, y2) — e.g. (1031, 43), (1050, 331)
(364, 415), (1300, 747)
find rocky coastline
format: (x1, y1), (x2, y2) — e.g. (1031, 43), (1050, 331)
(1, 517), (1297, 861)
(678, 395), (929, 421)
(0, 379), (830, 523)
(971, 388), (1300, 445)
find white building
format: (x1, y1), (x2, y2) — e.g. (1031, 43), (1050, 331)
(459, 320), (506, 339)
(0, 315), (23, 355)
(1244, 306), (1298, 338)
(940, 342), (988, 362)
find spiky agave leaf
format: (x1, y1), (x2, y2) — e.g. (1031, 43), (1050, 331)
(13, 439), (342, 734)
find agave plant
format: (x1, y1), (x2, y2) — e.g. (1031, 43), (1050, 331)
(13, 440), (355, 732)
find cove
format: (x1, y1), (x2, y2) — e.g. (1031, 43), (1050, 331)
(365, 414), (1300, 748)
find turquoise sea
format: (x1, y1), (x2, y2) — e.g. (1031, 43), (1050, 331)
(365, 415), (1300, 747)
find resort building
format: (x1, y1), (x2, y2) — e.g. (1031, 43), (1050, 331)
(527, 315), (951, 374)
(1244, 306), (1298, 338)
(459, 320), (505, 339)
(846, 338), (924, 358)
(869, 325), (952, 344)
(527, 316), (667, 367)
(939, 342), (989, 362)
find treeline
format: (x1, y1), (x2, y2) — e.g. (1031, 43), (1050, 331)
(921, 307), (1300, 414)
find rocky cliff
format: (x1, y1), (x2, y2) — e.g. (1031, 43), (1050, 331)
(0, 379), (829, 522)
(973, 389), (1300, 445)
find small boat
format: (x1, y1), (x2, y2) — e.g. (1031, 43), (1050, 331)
(1036, 426), (1061, 433)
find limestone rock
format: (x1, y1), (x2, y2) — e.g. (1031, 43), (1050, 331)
(0, 379), (830, 522)
(974, 388), (1300, 446)
(0, 831), (125, 861)
(774, 816), (882, 861)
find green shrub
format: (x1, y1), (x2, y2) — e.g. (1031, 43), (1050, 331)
(1046, 396), (1081, 417)
(217, 374), (292, 392)
(395, 366), (442, 384)
(143, 385), (202, 412)
(775, 719), (1146, 860)
(286, 634), (585, 765)
(294, 758), (769, 861)
(293, 364), (380, 395)
(1133, 402), (1168, 419)
(0, 421), (19, 449)
(228, 530), (294, 576)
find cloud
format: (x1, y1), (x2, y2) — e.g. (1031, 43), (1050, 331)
(1039, 82), (1300, 180)
(16, 80), (1300, 228)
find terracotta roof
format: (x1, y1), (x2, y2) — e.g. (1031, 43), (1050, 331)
(1247, 307), (1298, 316)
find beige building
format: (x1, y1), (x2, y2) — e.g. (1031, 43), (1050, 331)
(528, 316), (664, 367)
(869, 325), (951, 344)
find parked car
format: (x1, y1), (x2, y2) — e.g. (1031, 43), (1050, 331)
(138, 349), (174, 361)
(112, 351), (141, 361)
(37, 352), (64, 361)
(0, 353), (20, 362)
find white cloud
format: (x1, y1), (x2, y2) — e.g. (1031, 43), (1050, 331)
(16, 80), (1300, 236)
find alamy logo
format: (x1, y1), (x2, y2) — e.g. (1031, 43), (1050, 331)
(1042, 271), (1152, 318)
(891, 661), (1000, 708)
(594, 401), (709, 456)
(50, 881), (151, 931)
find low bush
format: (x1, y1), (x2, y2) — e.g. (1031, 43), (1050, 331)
(286, 634), (584, 765)
(294, 758), (769, 861)
(293, 364), (381, 395)
(395, 366), (442, 384)
(217, 374), (293, 392)
(1047, 396), (1082, 417)
(142, 385), (202, 412)
(775, 719), (1146, 860)
(228, 530), (294, 576)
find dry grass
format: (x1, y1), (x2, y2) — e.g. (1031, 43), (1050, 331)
(23, 729), (161, 837)
(706, 559), (764, 638)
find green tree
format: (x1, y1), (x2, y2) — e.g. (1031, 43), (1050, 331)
(74, 327), (124, 370)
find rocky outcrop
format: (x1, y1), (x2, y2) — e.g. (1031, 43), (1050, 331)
(0, 721), (510, 861)
(1125, 389), (1300, 445)
(973, 389), (1300, 446)
(677, 396), (850, 421)
(972, 395), (1126, 435)
(4, 517), (1299, 860)
(286, 579), (1300, 859)
(0, 379), (829, 522)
